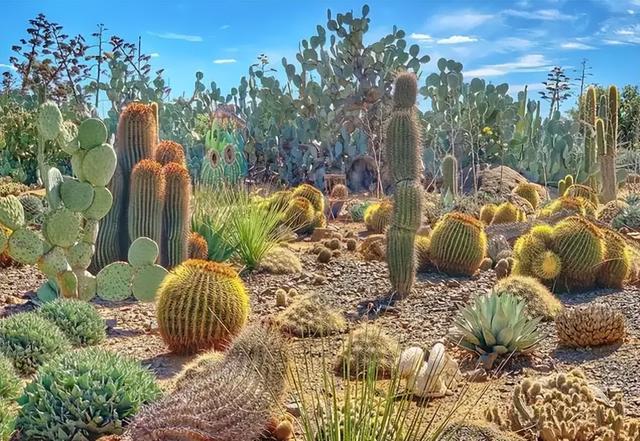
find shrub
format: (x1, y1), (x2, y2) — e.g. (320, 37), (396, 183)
(38, 299), (106, 346)
(0, 313), (71, 375)
(16, 347), (161, 440)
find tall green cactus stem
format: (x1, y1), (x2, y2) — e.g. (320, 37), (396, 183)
(441, 154), (458, 198)
(128, 160), (165, 249)
(582, 87), (597, 189)
(91, 167), (125, 271)
(600, 86), (618, 203)
(385, 72), (422, 298)
(161, 163), (191, 269)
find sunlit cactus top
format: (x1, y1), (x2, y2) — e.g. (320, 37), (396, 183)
(393, 72), (418, 109)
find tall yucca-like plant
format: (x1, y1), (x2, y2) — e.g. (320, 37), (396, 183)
(191, 185), (288, 269)
(450, 292), (542, 369)
(385, 72), (422, 299)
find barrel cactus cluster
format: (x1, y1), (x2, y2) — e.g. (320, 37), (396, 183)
(512, 215), (631, 292)
(281, 183), (326, 233)
(93, 102), (192, 272)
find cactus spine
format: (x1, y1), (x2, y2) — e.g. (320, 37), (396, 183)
(441, 154), (458, 198)
(128, 160), (165, 248)
(599, 85), (618, 203)
(161, 163), (191, 269)
(385, 72), (422, 298)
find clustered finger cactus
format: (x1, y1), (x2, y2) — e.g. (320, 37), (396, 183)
(156, 259), (250, 354)
(555, 303), (625, 348)
(16, 347), (161, 441)
(428, 212), (487, 276)
(450, 292), (542, 369)
(385, 72), (423, 298)
(486, 369), (640, 440)
(119, 326), (288, 441)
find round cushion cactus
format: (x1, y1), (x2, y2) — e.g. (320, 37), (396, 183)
(491, 202), (525, 224)
(597, 229), (630, 289)
(550, 216), (605, 290)
(276, 295), (345, 337)
(513, 183), (541, 209)
(0, 312), (71, 375)
(283, 197), (315, 233)
(292, 183), (324, 212)
(38, 299), (106, 346)
(364, 201), (393, 233)
(493, 275), (563, 320)
(429, 212), (487, 276)
(555, 304), (625, 348)
(479, 203), (497, 224)
(335, 325), (399, 379)
(156, 259), (250, 354)
(16, 347), (161, 441)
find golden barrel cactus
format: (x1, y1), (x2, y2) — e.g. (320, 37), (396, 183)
(513, 183), (540, 210)
(156, 259), (250, 354)
(364, 201), (393, 233)
(429, 212), (487, 276)
(597, 228), (630, 289)
(555, 304), (625, 347)
(292, 183), (324, 212)
(491, 202), (525, 224)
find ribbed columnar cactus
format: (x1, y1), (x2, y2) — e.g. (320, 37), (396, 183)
(156, 259), (250, 354)
(92, 168), (124, 271)
(161, 163), (191, 269)
(128, 160), (165, 248)
(582, 87), (597, 189)
(385, 72), (422, 298)
(441, 154), (458, 198)
(600, 85), (618, 203)
(119, 326), (287, 441)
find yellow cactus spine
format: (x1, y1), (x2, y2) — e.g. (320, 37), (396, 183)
(429, 212), (487, 276)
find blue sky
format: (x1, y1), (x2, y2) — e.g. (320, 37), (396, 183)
(1, 0), (639, 114)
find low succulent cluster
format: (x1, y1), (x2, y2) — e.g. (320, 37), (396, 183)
(16, 347), (161, 440)
(0, 312), (71, 375)
(156, 259), (250, 354)
(348, 200), (373, 222)
(513, 216), (630, 292)
(493, 275), (563, 321)
(450, 292), (542, 369)
(612, 194), (640, 231)
(555, 304), (625, 348)
(38, 298), (106, 346)
(359, 234), (386, 261)
(277, 295), (346, 337)
(335, 325), (399, 379)
(258, 246), (302, 274)
(364, 201), (393, 233)
(486, 369), (640, 440)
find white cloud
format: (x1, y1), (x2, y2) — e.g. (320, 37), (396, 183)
(616, 29), (635, 35)
(428, 11), (493, 32)
(149, 52), (160, 58)
(410, 32), (433, 42)
(509, 83), (545, 94)
(603, 39), (631, 45)
(220, 25), (231, 30)
(503, 9), (574, 21)
(213, 58), (237, 64)
(0, 64), (16, 71)
(437, 35), (478, 44)
(147, 31), (203, 42)
(560, 42), (595, 50)
(465, 54), (552, 77)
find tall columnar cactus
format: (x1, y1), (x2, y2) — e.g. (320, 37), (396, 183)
(156, 259), (250, 354)
(441, 154), (458, 198)
(385, 72), (422, 298)
(161, 163), (191, 269)
(599, 85), (618, 203)
(582, 87), (597, 189)
(128, 160), (166, 248)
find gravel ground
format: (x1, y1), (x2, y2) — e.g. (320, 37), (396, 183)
(1, 220), (639, 424)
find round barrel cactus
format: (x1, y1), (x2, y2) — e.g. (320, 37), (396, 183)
(156, 259), (250, 354)
(429, 212), (487, 276)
